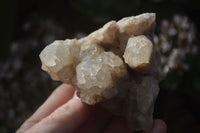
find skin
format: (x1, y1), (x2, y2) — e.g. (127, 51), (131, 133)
(16, 84), (167, 133)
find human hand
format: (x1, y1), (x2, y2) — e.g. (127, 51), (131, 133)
(16, 84), (167, 133)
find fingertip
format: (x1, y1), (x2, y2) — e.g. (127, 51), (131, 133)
(154, 119), (167, 128)
(59, 83), (74, 89)
(72, 91), (80, 99)
(48, 98), (89, 123)
(144, 119), (167, 133)
(52, 83), (74, 98)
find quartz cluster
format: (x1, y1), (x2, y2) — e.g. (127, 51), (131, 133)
(39, 13), (164, 131)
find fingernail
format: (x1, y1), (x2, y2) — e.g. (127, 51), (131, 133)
(72, 92), (80, 99)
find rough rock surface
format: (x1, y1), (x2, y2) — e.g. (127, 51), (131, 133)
(39, 13), (163, 131)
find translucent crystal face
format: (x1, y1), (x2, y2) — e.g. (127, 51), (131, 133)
(76, 60), (113, 91)
(39, 39), (79, 81)
(79, 43), (103, 60)
(40, 41), (62, 68)
(77, 48), (127, 103)
(97, 52), (127, 78)
(123, 35), (153, 69)
(87, 21), (119, 45)
(39, 13), (163, 131)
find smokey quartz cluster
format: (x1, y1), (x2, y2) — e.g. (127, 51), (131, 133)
(39, 13), (164, 131)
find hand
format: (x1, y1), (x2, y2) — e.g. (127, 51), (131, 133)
(16, 84), (167, 133)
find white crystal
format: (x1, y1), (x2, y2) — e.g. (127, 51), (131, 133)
(39, 39), (80, 82)
(79, 43), (103, 60)
(83, 21), (119, 46)
(117, 13), (155, 36)
(39, 13), (163, 132)
(123, 35), (153, 69)
(97, 52), (127, 78)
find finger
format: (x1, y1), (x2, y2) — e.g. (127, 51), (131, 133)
(26, 97), (91, 133)
(104, 117), (132, 133)
(16, 84), (74, 133)
(74, 105), (113, 133)
(144, 119), (167, 133)
(31, 84), (75, 121)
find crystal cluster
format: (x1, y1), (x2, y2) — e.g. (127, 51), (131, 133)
(39, 13), (163, 131)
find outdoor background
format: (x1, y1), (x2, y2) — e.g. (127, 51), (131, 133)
(0, 0), (200, 133)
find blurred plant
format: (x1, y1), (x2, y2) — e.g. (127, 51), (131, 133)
(154, 14), (198, 89)
(153, 15), (200, 133)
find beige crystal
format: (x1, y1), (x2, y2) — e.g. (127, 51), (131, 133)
(39, 13), (163, 131)
(39, 39), (80, 82)
(76, 51), (127, 105)
(123, 35), (153, 69)
(117, 13), (155, 36)
(86, 21), (119, 46)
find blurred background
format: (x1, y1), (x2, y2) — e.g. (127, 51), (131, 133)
(0, 0), (200, 132)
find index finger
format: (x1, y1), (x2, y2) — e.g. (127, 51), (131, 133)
(16, 84), (75, 133)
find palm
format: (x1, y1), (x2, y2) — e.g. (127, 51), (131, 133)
(16, 84), (166, 133)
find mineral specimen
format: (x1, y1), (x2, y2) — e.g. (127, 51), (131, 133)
(39, 13), (164, 131)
